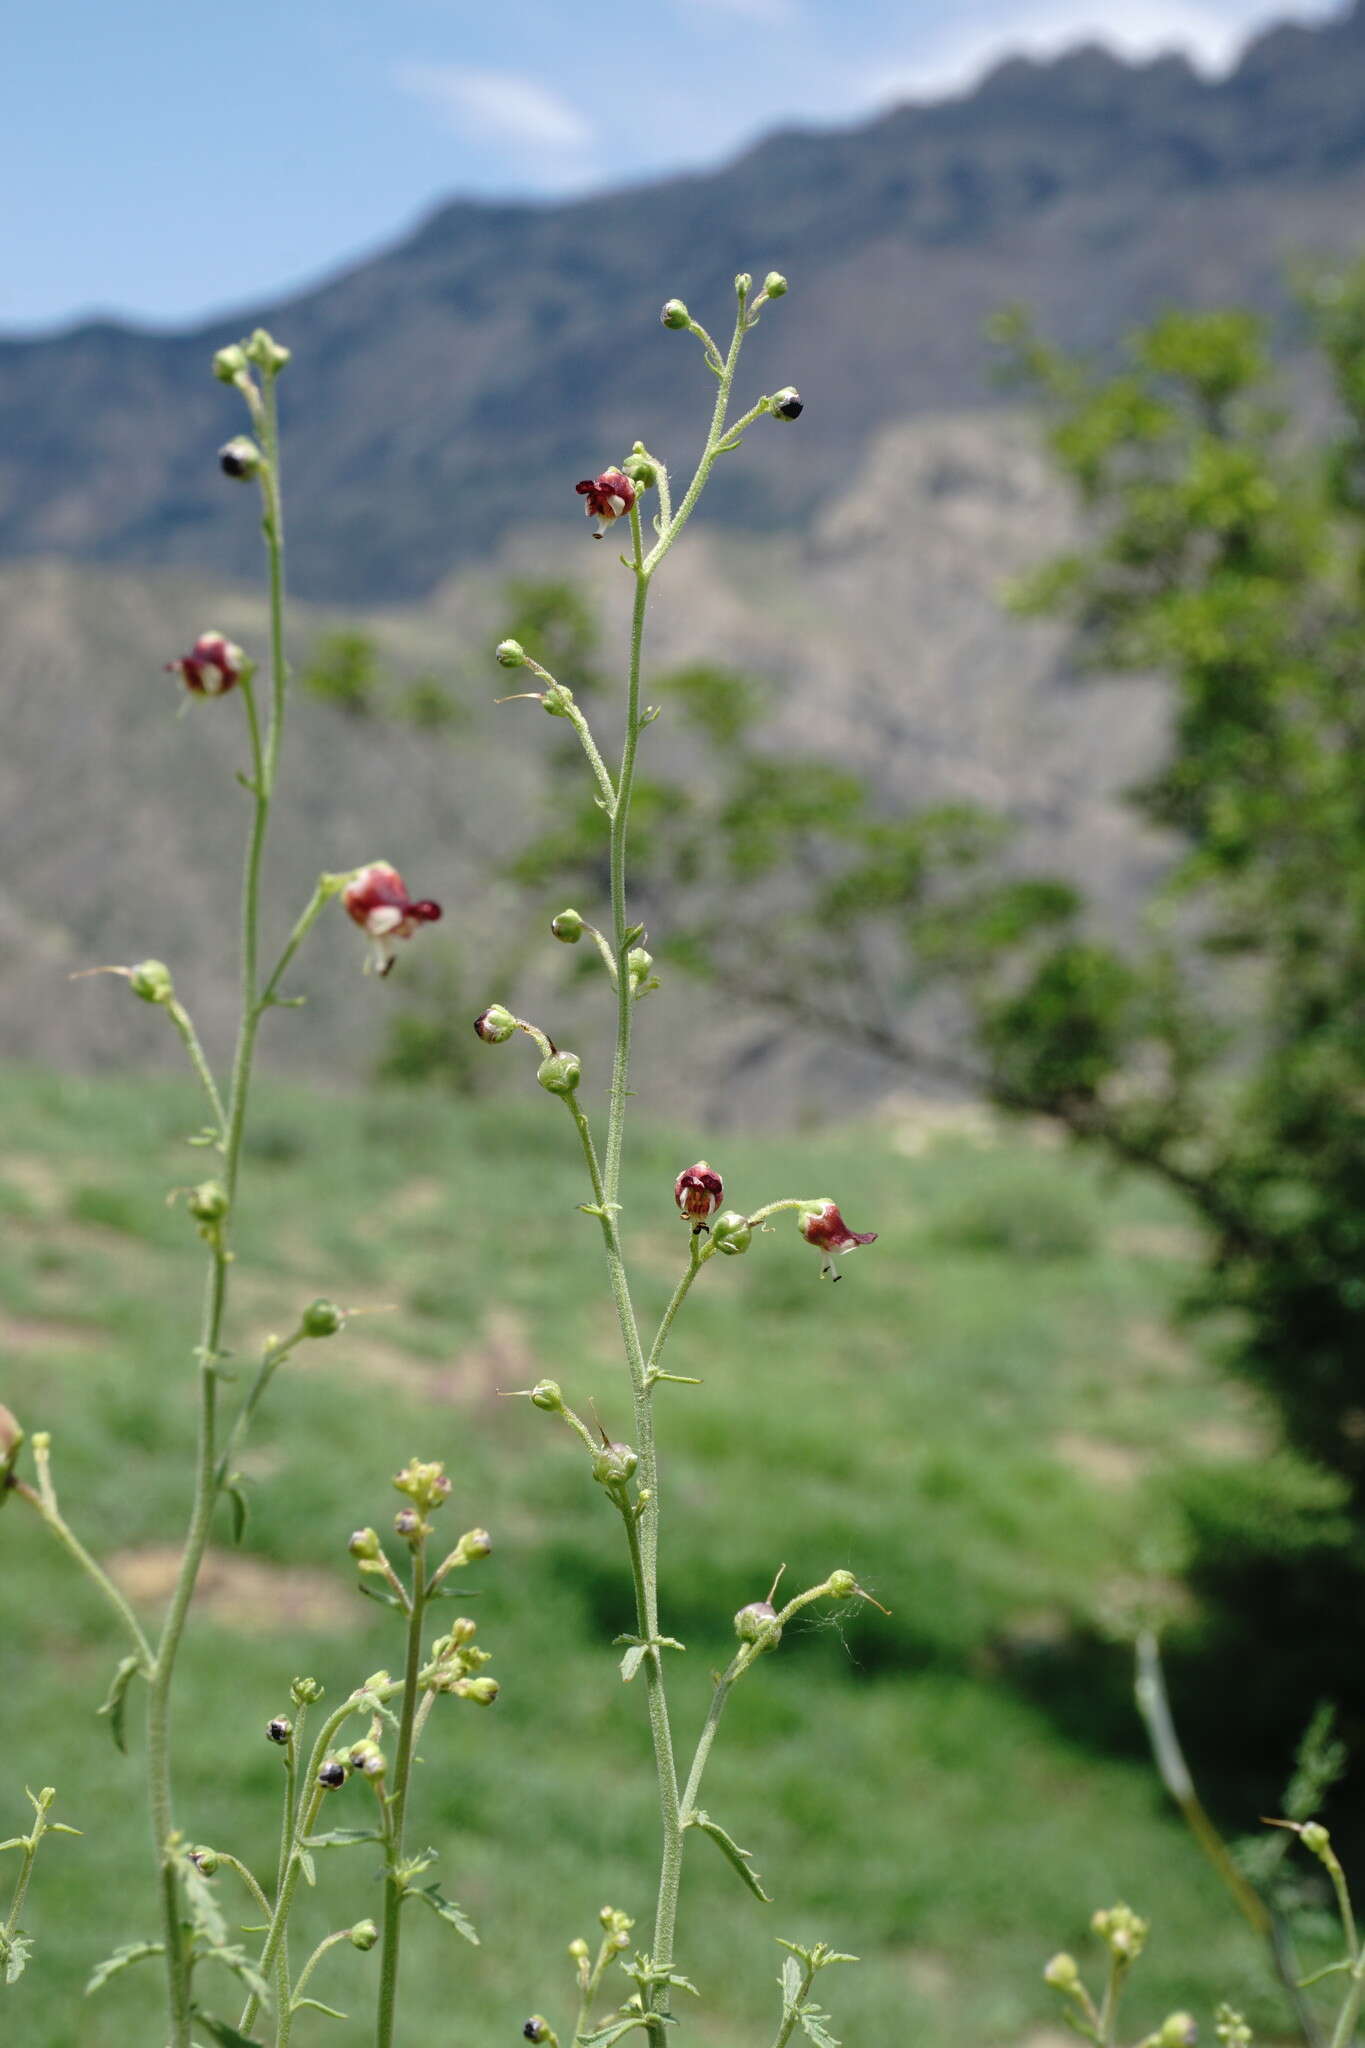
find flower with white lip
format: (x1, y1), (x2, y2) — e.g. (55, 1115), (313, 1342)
(341, 862), (442, 976)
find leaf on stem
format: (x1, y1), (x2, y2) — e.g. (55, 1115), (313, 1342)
(301, 1828), (383, 1850)
(292, 1997), (349, 2020)
(85, 1939), (164, 1995)
(797, 2005), (840, 2048)
(690, 1812), (773, 1903)
(2, 1930), (34, 1985)
(355, 1577), (406, 1614)
(197, 1943), (271, 2004)
(96, 1654), (144, 1753)
(195, 2012), (263, 2047)
(620, 1644), (647, 1683)
(226, 1481), (250, 1546)
(781, 1954), (803, 2018)
(180, 1857), (228, 1949)
(410, 1882), (479, 1945)
(577, 2016), (676, 2048)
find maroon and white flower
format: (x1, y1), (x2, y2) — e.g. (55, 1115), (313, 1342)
(798, 1200), (878, 1280)
(342, 862), (442, 976)
(674, 1160), (724, 1229)
(575, 467), (637, 538)
(165, 630), (244, 697)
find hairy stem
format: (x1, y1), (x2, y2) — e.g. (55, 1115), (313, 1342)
(376, 1536), (428, 2048)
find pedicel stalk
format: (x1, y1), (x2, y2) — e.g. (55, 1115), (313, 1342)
(3, 327), (446, 2045)
(478, 271), (881, 2047)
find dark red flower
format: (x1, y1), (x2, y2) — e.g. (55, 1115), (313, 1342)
(342, 861), (442, 976)
(674, 1160), (724, 1228)
(165, 630), (244, 697)
(575, 466), (637, 537)
(798, 1200), (877, 1280)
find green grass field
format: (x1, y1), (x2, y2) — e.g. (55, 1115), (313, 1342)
(0, 1064), (1299, 2044)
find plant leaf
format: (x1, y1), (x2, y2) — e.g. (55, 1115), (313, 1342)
(355, 1578), (405, 1613)
(198, 1944), (270, 2004)
(96, 1655), (143, 1754)
(226, 1481), (250, 1546)
(299, 1849), (317, 1888)
(577, 2016), (676, 2047)
(180, 1859), (227, 1949)
(781, 1954), (803, 2017)
(691, 1812), (772, 1903)
(195, 2012), (263, 2047)
(410, 1883), (479, 1945)
(86, 1939), (164, 1995)
(292, 1997), (349, 2020)
(798, 2005), (839, 2048)
(620, 1644), (646, 1683)
(301, 1828), (383, 1850)
(3, 1931), (34, 1985)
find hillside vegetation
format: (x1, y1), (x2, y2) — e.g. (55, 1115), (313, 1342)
(0, 1064), (1318, 2046)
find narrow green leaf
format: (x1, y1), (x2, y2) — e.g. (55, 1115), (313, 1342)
(620, 1644), (646, 1683)
(195, 2012), (262, 2047)
(96, 1655), (143, 1754)
(411, 1883), (479, 1945)
(85, 1939), (164, 1995)
(355, 1577), (405, 1613)
(299, 1849), (317, 1888)
(691, 1813), (772, 1903)
(292, 1997), (349, 2020)
(576, 2015), (675, 2048)
(226, 1482), (250, 1547)
(301, 1828), (382, 1850)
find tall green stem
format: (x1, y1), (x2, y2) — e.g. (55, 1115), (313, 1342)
(376, 1538), (428, 2048)
(146, 369), (290, 2048)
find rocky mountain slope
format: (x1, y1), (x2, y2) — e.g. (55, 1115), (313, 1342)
(1, 5), (1363, 602)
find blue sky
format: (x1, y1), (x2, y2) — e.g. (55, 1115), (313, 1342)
(5, 0), (1337, 332)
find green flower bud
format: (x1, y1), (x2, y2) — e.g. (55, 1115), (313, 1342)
(394, 1506), (424, 1540)
(622, 444), (659, 489)
(302, 1297), (345, 1338)
(212, 344), (249, 384)
(347, 1739), (386, 1779)
(244, 327), (291, 374)
(496, 638), (527, 668)
(541, 681), (575, 718)
(188, 1180), (229, 1223)
(530, 1379), (565, 1412)
(448, 1616), (479, 1646)
(456, 1527), (492, 1561)
(734, 1599), (781, 1649)
(735, 272), (753, 296)
(660, 299), (690, 330)
(592, 1440), (638, 1488)
(460, 1674), (499, 1705)
(188, 1845), (219, 1875)
(129, 959), (174, 1004)
(219, 435), (263, 480)
(551, 908), (585, 943)
(1159, 2016), (1198, 2048)
(569, 1937), (591, 1961)
(762, 272), (788, 298)
(393, 1457), (452, 1512)
(349, 1527), (382, 1562)
(290, 1675), (324, 1707)
(626, 947), (653, 982)
(349, 1919), (380, 1951)
(537, 1050), (582, 1097)
(523, 2018), (553, 2044)
(826, 1568), (857, 1598)
(710, 1211), (753, 1256)
(1301, 1821), (1330, 1855)
(474, 1004), (517, 1044)
(1043, 1953), (1079, 1992)
(769, 387), (803, 422)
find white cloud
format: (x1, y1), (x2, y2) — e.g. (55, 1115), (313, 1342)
(865, 0), (1337, 103)
(393, 62), (592, 151)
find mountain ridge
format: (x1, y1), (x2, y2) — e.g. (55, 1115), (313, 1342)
(1, 3), (1362, 603)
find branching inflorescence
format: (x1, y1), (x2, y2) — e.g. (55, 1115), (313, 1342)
(2, 274), (880, 2047)
(478, 270), (881, 2048)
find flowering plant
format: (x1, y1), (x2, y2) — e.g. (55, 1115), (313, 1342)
(1, 275), (887, 2048)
